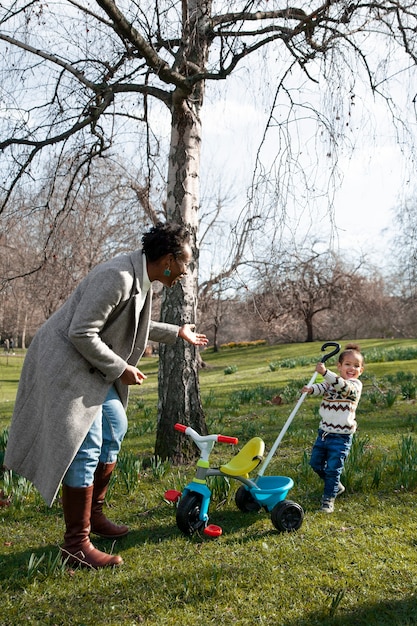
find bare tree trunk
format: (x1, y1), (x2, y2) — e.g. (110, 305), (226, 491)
(155, 117), (206, 459)
(306, 315), (314, 342)
(155, 0), (211, 461)
(155, 95), (207, 461)
(213, 321), (219, 353)
(21, 310), (28, 350)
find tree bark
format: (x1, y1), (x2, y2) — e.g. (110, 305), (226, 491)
(155, 0), (211, 461)
(155, 96), (207, 461)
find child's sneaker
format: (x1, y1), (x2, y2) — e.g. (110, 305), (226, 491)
(336, 482), (345, 496)
(320, 497), (335, 513)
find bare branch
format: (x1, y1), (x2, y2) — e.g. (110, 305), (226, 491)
(0, 33), (98, 91)
(94, 0), (192, 92)
(130, 180), (160, 225)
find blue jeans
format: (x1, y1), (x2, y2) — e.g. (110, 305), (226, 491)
(309, 429), (353, 499)
(63, 386), (128, 488)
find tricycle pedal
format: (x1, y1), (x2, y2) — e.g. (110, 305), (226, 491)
(164, 489), (182, 503)
(204, 524), (223, 537)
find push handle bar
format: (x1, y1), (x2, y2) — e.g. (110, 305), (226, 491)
(175, 423), (238, 445)
(319, 341), (341, 364)
(257, 340), (340, 478)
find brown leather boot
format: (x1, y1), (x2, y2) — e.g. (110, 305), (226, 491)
(90, 462), (129, 538)
(61, 484), (123, 569)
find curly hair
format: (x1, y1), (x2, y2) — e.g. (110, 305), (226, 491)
(142, 222), (190, 262)
(339, 343), (364, 365)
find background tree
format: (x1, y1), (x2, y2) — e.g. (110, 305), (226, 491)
(198, 270), (414, 346)
(0, 160), (142, 343)
(391, 194), (417, 298)
(252, 246), (365, 342)
(1, 1), (417, 460)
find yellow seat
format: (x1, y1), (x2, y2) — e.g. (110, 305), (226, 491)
(220, 437), (265, 478)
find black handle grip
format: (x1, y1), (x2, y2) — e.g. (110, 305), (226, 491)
(319, 342), (341, 364)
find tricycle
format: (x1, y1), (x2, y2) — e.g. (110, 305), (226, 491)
(164, 423), (303, 537)
(164, 341), (340, 537)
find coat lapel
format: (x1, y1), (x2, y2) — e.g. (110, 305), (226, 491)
(129, 250), (153, 362)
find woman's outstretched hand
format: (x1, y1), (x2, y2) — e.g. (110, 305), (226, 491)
(178, 324), (208, 346)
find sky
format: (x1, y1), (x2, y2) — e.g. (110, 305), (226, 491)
(200, 66), (416, 274)
(331, 142), (404, 264)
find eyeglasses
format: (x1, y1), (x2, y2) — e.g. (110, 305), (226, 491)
(174, 255), (189, 275)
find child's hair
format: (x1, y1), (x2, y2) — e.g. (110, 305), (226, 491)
(338, 343), (364, 365)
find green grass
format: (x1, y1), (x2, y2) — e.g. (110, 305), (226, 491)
(2, 339), (417, 625)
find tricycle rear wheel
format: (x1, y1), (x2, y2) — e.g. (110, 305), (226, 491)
(271, 500), (304, 532)
(235, 485), (262, 513)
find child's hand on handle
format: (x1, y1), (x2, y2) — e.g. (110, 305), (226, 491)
(302, 362), (327, 394)
(315, 362), (327, 376)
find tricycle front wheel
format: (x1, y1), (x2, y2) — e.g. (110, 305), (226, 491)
(176, 493), (205, 536)
(271, 500), (304, 532)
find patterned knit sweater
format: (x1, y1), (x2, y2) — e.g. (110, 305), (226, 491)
(310, 368), (363, 435)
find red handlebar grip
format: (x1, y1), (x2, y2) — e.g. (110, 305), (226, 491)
(174, 423), (188, 432)
(218, 435), (238, 445)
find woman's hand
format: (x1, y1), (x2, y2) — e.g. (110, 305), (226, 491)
(178, 324), (208, 346)
(119, 364), (147, 386)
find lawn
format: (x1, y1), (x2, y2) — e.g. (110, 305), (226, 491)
(1, 339), (417, 625)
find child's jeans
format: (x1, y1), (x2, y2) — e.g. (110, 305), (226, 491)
(63, 385), (128, 488)
(310, 429), (353, 499)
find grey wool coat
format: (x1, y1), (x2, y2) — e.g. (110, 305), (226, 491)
(4, 250), (179, 506)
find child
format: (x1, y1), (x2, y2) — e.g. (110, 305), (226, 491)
(302, 343), (364, 513)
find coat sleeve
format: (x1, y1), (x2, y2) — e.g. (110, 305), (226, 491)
(148, 320), (179, 344)
(67, 267), (133, 380)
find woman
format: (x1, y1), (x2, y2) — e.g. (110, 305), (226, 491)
(4, 222), (208, 568)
